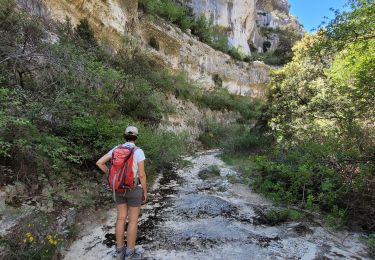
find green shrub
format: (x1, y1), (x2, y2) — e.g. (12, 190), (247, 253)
(198, 88), (263, 120)
(226, 174), (236, 183)
(368, 234), (375, 258)
(0, 0), (188, 194)
(74, 18), (98, 50)
(325, 206), (346, 230)
(199, 121), (272, 154)
(265, 208), (304, 225)
(138, 130), (188, 174)
(198, 165), (221, 180)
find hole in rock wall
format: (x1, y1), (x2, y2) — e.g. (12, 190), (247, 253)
(149, 37), (160, 51)
(212, 74), (223, 88)
(263, 41), (271, 52)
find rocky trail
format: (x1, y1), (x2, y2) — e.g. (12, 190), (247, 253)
(63, 150), (370, 260)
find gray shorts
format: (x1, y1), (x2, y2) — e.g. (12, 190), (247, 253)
(114, 186), (143, 207)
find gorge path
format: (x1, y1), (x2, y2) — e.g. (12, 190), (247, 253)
(64, 150), (369, 260)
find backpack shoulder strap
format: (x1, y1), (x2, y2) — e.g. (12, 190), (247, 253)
(111, 144), (121, 160)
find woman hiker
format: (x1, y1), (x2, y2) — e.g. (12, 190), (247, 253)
(96, 126), (147, 260)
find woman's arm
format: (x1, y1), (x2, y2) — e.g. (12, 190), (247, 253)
(96, 153), (112, 174)
(138, 160), (147, 203)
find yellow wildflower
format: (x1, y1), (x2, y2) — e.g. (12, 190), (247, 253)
(29, 236), (34, 242)
(47, 234), (58, 246)
(26, 232), (32, 238)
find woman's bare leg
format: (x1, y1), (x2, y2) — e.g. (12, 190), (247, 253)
(116, 203), (128, 248)
(126, 206), (140, 249)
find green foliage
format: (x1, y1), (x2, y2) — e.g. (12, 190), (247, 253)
(251, 143), (345, 207)
(66, 224), (80, 241)
(264, 208), (304, 225)
(226, 174), (237, 184)
(312, 0), (375, 53)
(0, 212), (66, 260)
(198, 88), (264, 120)
(199, 120), (272, 154)
(74, 18), (98, 50)
(325, 206), (347, 230)
(137, 129), (188, 173)
(255, 0), (375, 231)
(248, 27), (302, 65)
(198, 165), (221, 180)
(139, 0), (190, 24)
(247, 52), (286, 66)
(0, 0), (189, 200)
(220, 153), (254, 179)
(368, 233), (375, 258)
(227, 46), (247, 61)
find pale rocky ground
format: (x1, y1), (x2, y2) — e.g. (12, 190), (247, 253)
(62, 151), (370, 260)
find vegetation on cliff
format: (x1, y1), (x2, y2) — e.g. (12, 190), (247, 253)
(139, 0), (299, 65)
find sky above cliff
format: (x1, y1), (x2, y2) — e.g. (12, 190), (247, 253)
(288, 0), (347, 31)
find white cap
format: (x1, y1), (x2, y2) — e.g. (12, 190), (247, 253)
(125, 126), (138, 136)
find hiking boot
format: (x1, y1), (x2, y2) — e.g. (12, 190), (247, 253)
(125, 248), (143, 259)
(115, 246), (126, 260)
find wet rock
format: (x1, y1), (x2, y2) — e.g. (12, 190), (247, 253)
(174, 194), (238, 218)
(103, 233), (116, 247)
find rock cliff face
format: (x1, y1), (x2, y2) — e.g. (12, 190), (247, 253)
(179, 0), (258, 54)
(23, 0), (272, 98)
(18, 0), (138, 49)
(179, 0), (302, 54)
(138, 18), (270, 97)
(17, 0), (296, 135)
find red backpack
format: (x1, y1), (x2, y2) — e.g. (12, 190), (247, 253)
(108, 145), (137, 193)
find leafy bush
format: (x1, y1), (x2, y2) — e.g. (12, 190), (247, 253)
(198, 165), (221, 180)
(198, 88), (263, 120)
(368, 234), (375, 258)
(254, 0), (375, 231)
(264, 208), (304, 225)
(226, 174), (236, 183)
(199, 121), (272, 154)
(0, 0), (189, 199)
